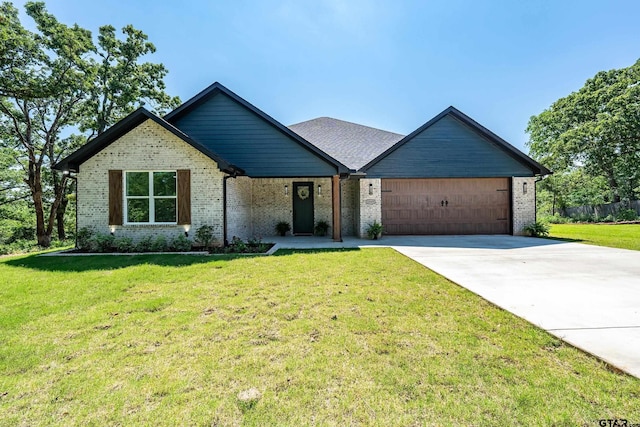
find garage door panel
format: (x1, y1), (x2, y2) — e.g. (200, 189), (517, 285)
(381, 178), (510, 235)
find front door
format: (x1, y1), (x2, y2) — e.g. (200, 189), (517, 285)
(293, 182), (314, 234)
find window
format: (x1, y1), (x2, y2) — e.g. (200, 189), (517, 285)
(125, 171), (177, 223)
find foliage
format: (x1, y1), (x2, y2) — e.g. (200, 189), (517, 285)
(194, 225), (215, 248)
(527, 58), (640, 203)
(93, 233), (115, 253)
(616, 208), (638, 222)
(135, 235), (153, 253)
(549, 224), (640, 251)
(0, 249), (638, 424)
(366, 220), (383, 239)
(114, 236), (134, 253)
(538, 214), (570, 224)
(0, 2), (179, 247)
(150, 235), (168, 252)
(536, 171), (611, 217)
(76, 226), (95, 251)
(275, 221), (291, 236)
(171, 234), (192, 252)
(314, 220), (330, 236)
(523, 221), (550, 237)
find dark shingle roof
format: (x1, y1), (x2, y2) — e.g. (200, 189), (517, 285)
(289, 117), (405, 170)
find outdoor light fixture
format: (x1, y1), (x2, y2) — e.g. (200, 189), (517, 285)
(284, 185), (289, 196)
(318, 184), (322, 196)
(183, 224), (190, 237)
(184, 231), (189, 237)
(110, 225), (116, 236)
(369, 183), (373, 195)
(523, 182), (528, 194)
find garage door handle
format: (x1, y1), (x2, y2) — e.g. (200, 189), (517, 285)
(441, 200), (448, 207)
(441, 200), (444, 207)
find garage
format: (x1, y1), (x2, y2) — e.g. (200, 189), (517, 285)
(381, 178), (510, 235)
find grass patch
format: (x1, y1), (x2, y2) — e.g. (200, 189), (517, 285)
(1, 249), (638, 425)
(549, 223), (640, 251)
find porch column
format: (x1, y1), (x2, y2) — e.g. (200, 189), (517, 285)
(332, 175), (342, 242)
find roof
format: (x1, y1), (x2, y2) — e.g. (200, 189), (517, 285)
(165, 82), (351, 174)
(53, 108), (243, 175)
(288, 117), (405, 170)
(362, 106), (552, 176)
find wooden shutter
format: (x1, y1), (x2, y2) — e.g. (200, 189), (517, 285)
(108, 170), (123, 225)
(177, 169), (191, 225)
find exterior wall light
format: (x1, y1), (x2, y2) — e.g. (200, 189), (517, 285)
(369, 183), (373, 195)
(523, 182), (528, 194)
(110, 225), (116, 236)
(318, 184), (322, 196)
(284, 184), (288, 196)
(183, 224), (190, 237)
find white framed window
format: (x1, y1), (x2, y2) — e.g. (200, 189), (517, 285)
(124, 171), (177, 224)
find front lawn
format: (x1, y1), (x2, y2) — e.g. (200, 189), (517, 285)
(1, 249), (638, 425)
(549, 223), (640, 251)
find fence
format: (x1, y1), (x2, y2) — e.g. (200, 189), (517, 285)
(561, 200), (640, 219)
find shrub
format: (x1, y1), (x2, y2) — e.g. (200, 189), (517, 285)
(76, 226), (95, 251)
(539, 214), (569, 224)
(314, 220), (330, 236)
(366, 221), (383, 239)
(523, 221), (550, 237)
(114, 237), (135, 253)
(616, 208), (638, 222)
(151, 235), (168, 252)
(171, 234), (192, 252)
(275, 221), (290, 236)
(229, 236), (247, 253)
(93, 233), (115, 252)
(136, 235), (153, 252)
(195, 225), (216, 248)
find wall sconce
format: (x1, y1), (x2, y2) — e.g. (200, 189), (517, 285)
(318, 184), (322, 196)
(183, 225), (190, 237)
(523, 182), (528, 194)
(284, 185), (288, 196)
(369, 183), (373, 195)
(110, 225), (116, 236)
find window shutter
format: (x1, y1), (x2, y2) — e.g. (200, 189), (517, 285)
(177, 169), (191, 225)
(108, 170), (123, 225)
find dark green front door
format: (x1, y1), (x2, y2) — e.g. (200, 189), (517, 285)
(293, 182), (314, 234)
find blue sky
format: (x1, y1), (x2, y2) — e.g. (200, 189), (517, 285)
(13, 0), (640, 151)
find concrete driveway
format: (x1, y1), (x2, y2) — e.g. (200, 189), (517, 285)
(382, 235), (640, 379)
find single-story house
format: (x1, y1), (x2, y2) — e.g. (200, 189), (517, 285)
(54, 82), (550, 244)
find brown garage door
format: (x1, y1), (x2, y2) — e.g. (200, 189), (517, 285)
(382, 178), (510, 235)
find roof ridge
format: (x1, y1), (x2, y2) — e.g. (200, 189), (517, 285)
(290, 116), (405, 137)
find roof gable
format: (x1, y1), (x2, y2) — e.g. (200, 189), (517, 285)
(53, 108), (240, 174)
(363, 106), (551, 177)
(166, 83), (349, 176)
(288, 117), (404, 170)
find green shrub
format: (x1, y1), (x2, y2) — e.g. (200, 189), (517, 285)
(93, 234), (115, 252)
(275, 221), (290, 236)
(229, 236), (247, 253)
(114, 237), (134, 253)
(151, 235), (168, 252)
(195, 225), (216, 248)
(616, 208), (638, 222)
(366, 221), (383, 239)
(136, 235), (153, 252)
(171, 234), (192, 252)
(539, 214), (569, 224)
(314, 220), (330, 236)
(76, 226), (95, 251)
(523, 221), (550, 237)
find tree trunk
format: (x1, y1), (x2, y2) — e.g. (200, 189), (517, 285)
(31, 171), (50, 247)
(56, 196), (68, 240)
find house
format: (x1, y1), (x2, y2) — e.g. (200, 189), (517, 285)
(54, 82), (550, 244)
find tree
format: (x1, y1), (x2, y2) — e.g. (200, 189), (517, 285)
(0, 2), (180, 246)
(527, 59), (640, 203)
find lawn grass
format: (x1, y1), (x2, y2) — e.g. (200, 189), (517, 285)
(1, 249), (638, 425)
(549, 223), (640, 251)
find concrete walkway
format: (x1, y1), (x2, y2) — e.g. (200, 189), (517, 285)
(271, 235), (640, 378)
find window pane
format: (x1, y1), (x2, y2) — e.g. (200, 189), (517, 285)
(126, 172), (149, 196)
(154, 172), (176, 197)
(127, 199), (149, 222)
(154, 198), (176, 222)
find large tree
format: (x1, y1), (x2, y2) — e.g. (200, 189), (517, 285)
(527, 59), (640, 203)
(0, 2), (179, 246)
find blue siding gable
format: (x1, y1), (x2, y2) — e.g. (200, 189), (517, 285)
(366, 114), (534, 178)
(170, 91), (338, 177)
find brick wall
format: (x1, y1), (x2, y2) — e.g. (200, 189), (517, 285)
(226, 176), (252, 242)
(357, 178), (382, 238)
(512, 176), (537, 235)
(77, 119), (225, 243)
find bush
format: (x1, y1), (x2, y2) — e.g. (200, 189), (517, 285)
(114, 237), (135, 253)
(539, 214), (569, 224)
(195, 225), (216, 248)
(229, 236), (247, 253)
(76, 226), (95, 251)
(366, 221), (383, 239)
(523, 221), (550, 237)
(616, 208), (638, 222)
(136, 235), (153, 252)
(275, 221), (291, 236)
(314, 220), (330, 236)
(93, 233), (115, 252)
(171, 234), (192, 252)
(151, 235), (168, 252)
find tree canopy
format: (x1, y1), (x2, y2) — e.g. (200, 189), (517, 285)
(527, 59), (640, 204)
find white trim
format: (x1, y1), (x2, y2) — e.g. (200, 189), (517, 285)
(123, 170), (177, 225)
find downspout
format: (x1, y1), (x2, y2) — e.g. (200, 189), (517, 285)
(64, 172), (78, 248)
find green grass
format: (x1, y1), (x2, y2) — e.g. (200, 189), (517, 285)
(1, 249), (638, 425)
(549, 223), (640, 251)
